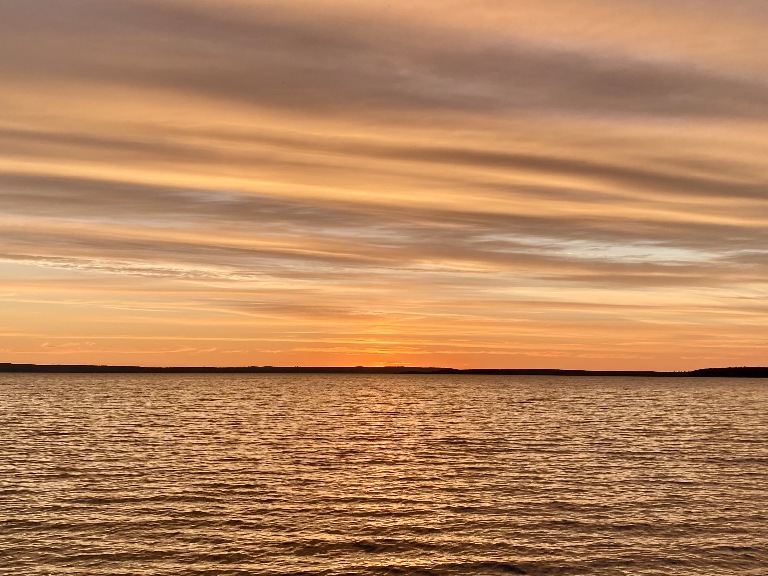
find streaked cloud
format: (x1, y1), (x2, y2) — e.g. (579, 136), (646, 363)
(2, 0), (768, 368)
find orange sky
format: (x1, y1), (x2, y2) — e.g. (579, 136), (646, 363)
(2, 0), (768, 369)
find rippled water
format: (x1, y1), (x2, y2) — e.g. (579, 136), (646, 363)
(1, 374), (767, 575)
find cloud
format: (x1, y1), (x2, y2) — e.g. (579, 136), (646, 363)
(2, 0), (768, 368)
(3, 0), (768, 121)
(2, 166), (767, 294)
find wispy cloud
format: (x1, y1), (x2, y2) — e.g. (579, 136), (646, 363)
(2, 0), (768, 368)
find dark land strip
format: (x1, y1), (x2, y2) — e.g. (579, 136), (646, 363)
(2, 363), (767, 377)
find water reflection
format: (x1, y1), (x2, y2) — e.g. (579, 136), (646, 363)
(1, 374), (766, 575)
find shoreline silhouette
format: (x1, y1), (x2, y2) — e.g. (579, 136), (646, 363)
(1, 363), (767, 377)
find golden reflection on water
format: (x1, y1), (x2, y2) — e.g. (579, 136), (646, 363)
(1, 373), (767, 575)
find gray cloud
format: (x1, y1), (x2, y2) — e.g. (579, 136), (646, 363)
(3, 0), (768, 120)
(3, 166), (768, 289)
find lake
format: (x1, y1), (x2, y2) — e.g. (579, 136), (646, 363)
(1, 373), (766, 575)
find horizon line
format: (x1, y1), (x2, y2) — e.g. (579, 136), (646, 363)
(2, 362), (767, 377)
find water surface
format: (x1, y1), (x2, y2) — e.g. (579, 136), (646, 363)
(1, 374), (766, 575)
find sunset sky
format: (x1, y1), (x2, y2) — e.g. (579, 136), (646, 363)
(2, 0), (768, 369)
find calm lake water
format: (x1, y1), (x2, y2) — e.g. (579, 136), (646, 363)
(1, 373), (766, 575)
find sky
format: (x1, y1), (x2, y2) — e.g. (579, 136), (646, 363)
(2, 0), (768, 370)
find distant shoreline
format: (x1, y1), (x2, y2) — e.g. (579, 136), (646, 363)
(1, 363), (767, 377)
